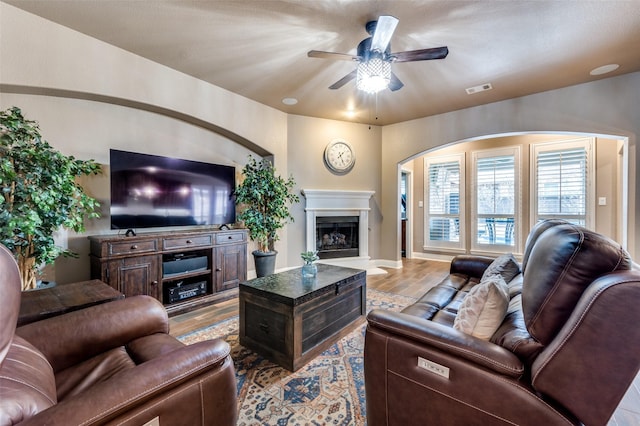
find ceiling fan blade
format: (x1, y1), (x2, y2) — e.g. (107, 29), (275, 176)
(392, 46), (449, 63)
(370, 15), (399, 53)
(308, 50), (358, 61)
(389, 72), (404, 91)
(329, 70), (357, 89)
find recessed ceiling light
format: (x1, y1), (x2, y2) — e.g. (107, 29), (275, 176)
(282, 97), (298, 105)
(590, 64), (619, 76)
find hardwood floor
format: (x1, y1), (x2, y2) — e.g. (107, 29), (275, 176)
(169, 258), (450, 337)
(168, 258), (640, 425)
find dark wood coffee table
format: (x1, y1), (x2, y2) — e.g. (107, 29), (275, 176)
(18, 279), (125, 326)
(239, 263), (366, 371)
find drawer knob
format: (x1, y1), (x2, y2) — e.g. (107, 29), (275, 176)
(131, 245), (138, 250)
(186, 239), (193, 244)
(216, 267), (222, 272)
(259, 323), (270, 334)
(228, 236), (233, 239)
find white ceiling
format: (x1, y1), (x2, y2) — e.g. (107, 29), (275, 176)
(5, 0), (640, 125)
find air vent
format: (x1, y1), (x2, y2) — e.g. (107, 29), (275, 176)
(466, 83), (493, 95)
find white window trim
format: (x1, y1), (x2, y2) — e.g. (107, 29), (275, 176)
(530, 137), (595, 230)
(471, 146), (521, 254)
(424, 153), (465, 252)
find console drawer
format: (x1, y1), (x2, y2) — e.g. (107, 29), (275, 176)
(108, 239), (157, 256)
(216, 232), (245, 245)
(163, 235), (213, 250)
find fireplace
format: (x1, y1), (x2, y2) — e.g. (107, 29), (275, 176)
(316, 216), (359, 259)
(302, 189), (374, 268)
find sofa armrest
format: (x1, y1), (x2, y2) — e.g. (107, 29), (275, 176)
(17, 339), (235, 426)
(16, 295), (168, 372)
(450, 254), (495, 279)
(366, 309), (524, 377)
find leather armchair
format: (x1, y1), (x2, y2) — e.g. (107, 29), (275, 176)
(0, 244), (237, 426)
(365, 221), (640, 426)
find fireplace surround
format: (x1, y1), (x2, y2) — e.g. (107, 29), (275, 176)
(302, 189), (375, 270)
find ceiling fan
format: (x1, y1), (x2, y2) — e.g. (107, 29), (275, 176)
(308, 16), (448, 93)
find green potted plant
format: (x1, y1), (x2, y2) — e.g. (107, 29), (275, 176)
(235, 155), (299, 277)
(0, 107), (101, 290)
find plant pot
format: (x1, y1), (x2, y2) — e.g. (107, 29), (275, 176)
(302, 263), (317, 278)
(252, 250), (277, 278)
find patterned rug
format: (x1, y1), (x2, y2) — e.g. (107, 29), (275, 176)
(178, 289), (415, 426)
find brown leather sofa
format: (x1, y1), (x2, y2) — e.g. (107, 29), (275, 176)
(0, 244), (237, 426)
(365, 220), (640, 426)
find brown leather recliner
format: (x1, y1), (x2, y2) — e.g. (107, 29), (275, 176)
(0, 244), (237, 425)
(365, 220), (640, 426)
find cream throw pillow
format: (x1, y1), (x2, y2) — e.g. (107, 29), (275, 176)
(453, 275), (510, 340)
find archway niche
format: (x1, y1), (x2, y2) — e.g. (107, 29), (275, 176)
(399, 132), (628, 260)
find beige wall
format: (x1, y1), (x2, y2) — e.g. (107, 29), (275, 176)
(595, 137), (622, 239)
(286, 115), (383, 263)
(0, 3), (292, 279)
(0, 3), (285, 158)
(2, 3), (639, 284)
(0, 93), (259, 282)
(382, 73), (639, 262)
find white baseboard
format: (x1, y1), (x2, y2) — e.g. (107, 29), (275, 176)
(411, 252), (455, 262)
(373, 258), (403, 269)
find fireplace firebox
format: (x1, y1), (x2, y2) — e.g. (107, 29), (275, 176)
(316, 216), (359, 259)
(302, 189), (374, 267)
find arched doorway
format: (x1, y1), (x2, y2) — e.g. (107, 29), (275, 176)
(399, 132), (629, 260)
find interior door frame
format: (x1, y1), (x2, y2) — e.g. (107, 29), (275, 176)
(400, 167), (413, 259)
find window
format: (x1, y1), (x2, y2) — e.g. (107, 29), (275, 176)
(472, 147), (520, 250)
(531, 138), (594, 228)
(425, 154), (464, 250)
(422, 137), (597, 255)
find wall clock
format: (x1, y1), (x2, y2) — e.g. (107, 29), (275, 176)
(324, 139), (355, 173)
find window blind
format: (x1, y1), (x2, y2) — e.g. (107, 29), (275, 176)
(428, 161), (460, 215)
(476, 155), (515, 215)
(536, 148), (586, 217)
(427, 160), (460, 243)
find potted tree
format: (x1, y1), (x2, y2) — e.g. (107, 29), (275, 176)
(235, 155), (299, 277)
(0, 107), (101, 290)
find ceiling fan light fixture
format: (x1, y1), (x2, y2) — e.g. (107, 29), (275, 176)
(356, 58), (391, 94)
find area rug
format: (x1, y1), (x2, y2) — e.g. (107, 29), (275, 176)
(178, 289), (415, 426)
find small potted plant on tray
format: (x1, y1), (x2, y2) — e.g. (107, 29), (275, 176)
(301, 250), (319, 278)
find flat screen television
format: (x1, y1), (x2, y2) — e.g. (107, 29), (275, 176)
(109, 149), (236, 230)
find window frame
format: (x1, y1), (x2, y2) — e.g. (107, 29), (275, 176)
(424, 153), (465, 251)
(530, 137), (595, 229)
(471, 146), (521, 254)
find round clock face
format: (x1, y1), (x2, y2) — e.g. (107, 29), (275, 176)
(324, 140), (355, 173)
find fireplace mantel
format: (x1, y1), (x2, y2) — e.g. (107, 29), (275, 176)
(302, 189), (375, 212)
(302, 189), (374, 269)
